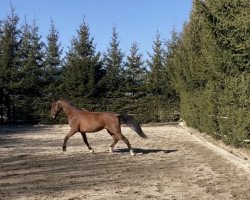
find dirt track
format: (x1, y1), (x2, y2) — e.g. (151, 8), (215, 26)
(0, 124), (250, 200)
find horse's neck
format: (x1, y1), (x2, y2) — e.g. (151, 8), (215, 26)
(59, 101), (77, 117)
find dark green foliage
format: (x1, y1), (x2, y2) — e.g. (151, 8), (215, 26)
(124, 42), (146, 97)
(61, 20), (104, 100)
(168, 0), (250, 147)
(101, 26), (124, 96)
(0, 8), (20, 123)
(18, 20), (44, 95)
(146, 32), (165, 95)
(44, 19), (62, 96)
(144, 32), (180, 122)
(17, 20), (45, 123)
(39, 19), (63, 124)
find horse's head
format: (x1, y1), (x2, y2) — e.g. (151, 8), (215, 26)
(50, 101), (61, 119)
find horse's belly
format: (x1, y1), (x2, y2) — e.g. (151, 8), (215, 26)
(79, 123), (105, 133)
(87, 127), (104, 133)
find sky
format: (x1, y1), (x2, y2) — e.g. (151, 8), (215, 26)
(0, 0), (193, 58)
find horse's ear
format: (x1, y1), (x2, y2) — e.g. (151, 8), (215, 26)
(51, 98), (57, 107)
(55, 99), (60, 107)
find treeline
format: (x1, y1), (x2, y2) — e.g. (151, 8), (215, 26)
(0, 7), (179, 125)
(167, 0), (250, 147)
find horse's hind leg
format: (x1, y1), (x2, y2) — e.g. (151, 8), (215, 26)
(118, 133), (135, 156)
(107, 131), (119, 153)
(63, 128), (77, 151)
(81, 132), (94, 154)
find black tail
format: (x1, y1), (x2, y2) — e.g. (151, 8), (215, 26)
(119, 114), (147, 139)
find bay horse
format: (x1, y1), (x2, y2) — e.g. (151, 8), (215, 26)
(50, 100), (147, 156)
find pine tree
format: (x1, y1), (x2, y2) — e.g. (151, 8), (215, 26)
(102, 26), (124, 97)
(18, 19), (45, 122)
(163, 28), (180, 99)
(62, 20), (103, 101)
(44, 19), (62, 97)
(0, 8), (20, 123)
(146, 32), (165, 95)
(35, 19), (63, 123)
(19, 20), (44, 95)
(164, 28), (181, 91)
(124, 42), (146, 97)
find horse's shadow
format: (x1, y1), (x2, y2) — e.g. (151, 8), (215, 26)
(113, 148), (177, 155)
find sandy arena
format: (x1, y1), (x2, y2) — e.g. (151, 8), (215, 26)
(0, 124), (250, 200)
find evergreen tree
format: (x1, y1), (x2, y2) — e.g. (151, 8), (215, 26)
(19, 20), (44, 95)
(44, 19), (62, 97)
(0, 8), (20, 123)
(124, 42), (146, 97)
(18, 19), (45, 122)
(164, 28), (181, 91)
(102, 26), (124, 96)
(62, 20), (103, 101)
(36, 19), (63, 123)
(146, 32), (165, 95)
(163, 28), (180, 100)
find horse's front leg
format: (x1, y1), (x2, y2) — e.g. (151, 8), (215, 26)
(62, 128), (77, 151)
(81, 132), (94, 154)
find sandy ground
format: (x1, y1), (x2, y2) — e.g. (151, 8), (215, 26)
(0, 124), (250, 200)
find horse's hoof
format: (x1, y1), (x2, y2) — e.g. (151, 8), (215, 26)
(130, 150), (135, 156)
(89, 149), (94, 154)
(109, 147), (114, 153)
(63, 147), (67, 152)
